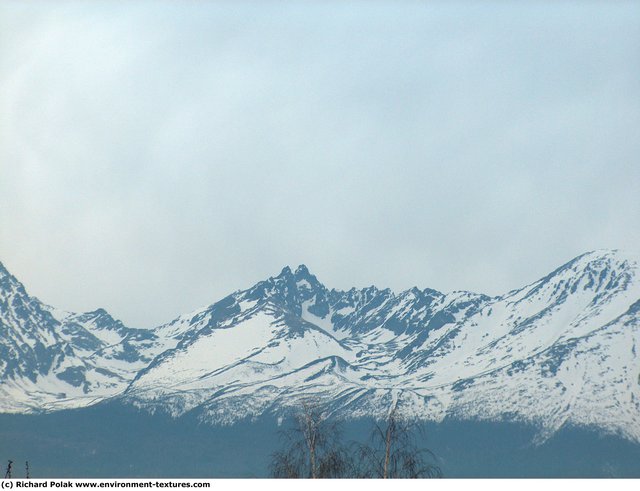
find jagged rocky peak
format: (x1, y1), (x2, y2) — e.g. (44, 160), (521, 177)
(0, 260), (20, 280)
(2, 250), (640, 444)
(66, 307), (135, 336)
(294, 263), (319, 282)
(276, 265), (292, 277)
(244, 264), (328, 308)
(71, 307), (109, 322)
(272, 264), (323, 286)
(0, 261), (26, 295)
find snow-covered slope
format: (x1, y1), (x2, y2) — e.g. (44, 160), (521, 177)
(0, 262), (168, 412)
(1, 251), (639, 442)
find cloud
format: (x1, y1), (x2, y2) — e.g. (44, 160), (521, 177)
(1, 1), (639, 326)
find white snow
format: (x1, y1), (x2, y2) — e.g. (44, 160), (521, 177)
(2, 249), (640, 443)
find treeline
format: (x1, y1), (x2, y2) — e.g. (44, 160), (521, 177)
(270, 403), (442, 479)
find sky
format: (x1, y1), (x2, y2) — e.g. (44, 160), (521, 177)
(1, 1), (639, 328)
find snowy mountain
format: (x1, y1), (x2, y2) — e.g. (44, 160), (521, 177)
(1, 250), (639, 443)
(0, 262), (168, 412)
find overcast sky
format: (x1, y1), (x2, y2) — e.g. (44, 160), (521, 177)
(1, 1), (639, 327)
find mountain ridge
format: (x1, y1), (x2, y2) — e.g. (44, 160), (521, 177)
(1, 250), (639, 443)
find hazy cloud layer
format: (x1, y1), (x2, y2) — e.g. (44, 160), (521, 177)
(1, 2), (639, 327)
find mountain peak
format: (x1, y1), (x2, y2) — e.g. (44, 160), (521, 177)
(2, 252), (640, 444)
(89, 308), (109, 317)
(273, 264), (323, 288)
(566, 249), (637, 275)
(0, 260), (11, 279)
(0, 260), (26, 295)
(575, 248), (638, 264)
(293, 264), (325, 291)
(295, 264), (310, 276)
(577, 248), (619, 262)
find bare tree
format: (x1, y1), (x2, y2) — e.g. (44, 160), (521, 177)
(271, 401), (442, 478)
(355, 406), (442, 478)
(271, 402), (350, 478)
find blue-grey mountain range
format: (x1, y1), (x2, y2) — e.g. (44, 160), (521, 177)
(1, 250), (639, 477)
